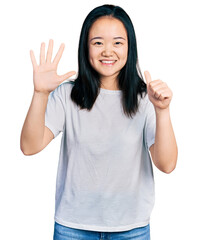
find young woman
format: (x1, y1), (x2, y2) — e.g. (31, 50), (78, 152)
(20, 4), (178, 240)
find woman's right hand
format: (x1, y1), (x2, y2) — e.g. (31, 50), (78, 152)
(30, 39), (76, 95)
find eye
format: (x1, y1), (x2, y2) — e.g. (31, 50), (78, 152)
(114, 42), (123, 45)
(94, 41), (103, 45)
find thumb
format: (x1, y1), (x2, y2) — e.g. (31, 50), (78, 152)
(144, 71), (152, 86)
(59, 71), (76, 83)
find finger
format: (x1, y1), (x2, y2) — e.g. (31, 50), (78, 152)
(154, 89), (171, 100)
(154, 91), (161, 99)
(150, 84), (167, 95)
(158, 92), (170, 101)
(59, 71), (76, 83)
(144, 71), (152, 85)
(149, 79), (164, 88)
(154, 87), (166, 98)
(160, 89), (172, 99)
(46, 39), (53, 63)
(40, 42), (45, 65)
(30, 50), (38, 69)
(53, 43), (65, 66)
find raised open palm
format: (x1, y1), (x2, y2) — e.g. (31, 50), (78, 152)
(30, 39), (76, 94)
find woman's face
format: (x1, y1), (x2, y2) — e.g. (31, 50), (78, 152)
(88, 16), (128, 83)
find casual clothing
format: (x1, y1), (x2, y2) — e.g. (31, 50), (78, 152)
(45, 81), (156, 232)
(53, 221), (150, 240)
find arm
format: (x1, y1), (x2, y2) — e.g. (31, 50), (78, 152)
(144, 71), (178, 174)
(20, 91), (53, 155)
(20, 39), (76, 155)
(149, 107), (178, 173)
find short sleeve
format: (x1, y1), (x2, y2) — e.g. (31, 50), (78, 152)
(143, 96), (156, 150)
(45, 84), (66, 139)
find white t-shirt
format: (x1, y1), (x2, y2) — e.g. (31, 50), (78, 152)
(45, 81), (156, 232)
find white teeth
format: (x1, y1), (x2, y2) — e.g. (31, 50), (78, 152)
(101, 60), (116, 63)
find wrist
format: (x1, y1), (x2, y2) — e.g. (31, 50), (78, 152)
(34, 90), (50, 97)
(154, 106), (170, 117)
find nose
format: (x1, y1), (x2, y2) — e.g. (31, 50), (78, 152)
(101, 44), (114, 57)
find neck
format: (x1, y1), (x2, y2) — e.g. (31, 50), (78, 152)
(100, 76), (120, 90)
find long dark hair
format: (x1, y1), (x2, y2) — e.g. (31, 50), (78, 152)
(70, 4), (147, 118)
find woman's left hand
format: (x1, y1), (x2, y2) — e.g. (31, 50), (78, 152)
(144, 71), (173, 111)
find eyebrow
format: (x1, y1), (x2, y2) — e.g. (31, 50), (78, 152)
(89, 37), (126, 42)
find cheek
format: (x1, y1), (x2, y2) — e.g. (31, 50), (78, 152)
(88, 48), (92, 64)
(88, 46), (98, 62)
(123, 49), (128, 65)
(123, 46), (128, 60)
(118, 47), (128, 63)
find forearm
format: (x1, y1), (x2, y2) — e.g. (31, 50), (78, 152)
(20, 91), (49, 155)
(153, 107), (178, 173)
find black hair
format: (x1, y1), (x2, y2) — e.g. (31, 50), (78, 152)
(70, 4), (147, 118)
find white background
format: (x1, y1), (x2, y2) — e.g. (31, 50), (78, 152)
(0, 0), (197, 239)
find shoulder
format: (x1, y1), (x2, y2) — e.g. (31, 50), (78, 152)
(137, 92), (155, 117)
(58, 80), (75, 90)
(52, 80), (75, 96)
(137, 93), (149, 111)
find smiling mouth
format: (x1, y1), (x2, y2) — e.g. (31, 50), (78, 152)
(99, 60), (117, 65)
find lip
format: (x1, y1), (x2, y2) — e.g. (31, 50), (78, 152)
(99, 60), (117, 66)
(100, 59), (117, 61)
